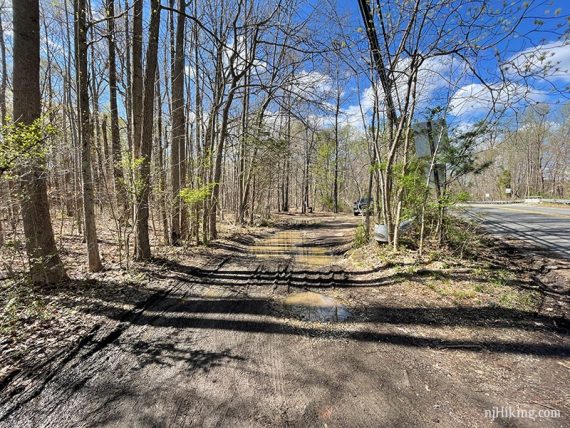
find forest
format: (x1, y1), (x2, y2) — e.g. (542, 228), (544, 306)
(0, 1), (569, 426)
(0, 0), (568, 282)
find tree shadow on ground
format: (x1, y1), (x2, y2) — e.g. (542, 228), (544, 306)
(108, 301), (570, 357)
(125, 339), (245, 373)
(144, 257), (567, 303)
(39, 283), (568, 359)
(28, 254), (569, 363)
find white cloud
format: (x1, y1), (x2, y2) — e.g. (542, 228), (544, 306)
(289, 70), (334, 98)
(334, 84), (377, 131)
(505, 39), (570, 82)
(375, 55), (466, 108)
(184, 65), (195, 79)
(414, 56), (467, 105)
(325, 43), (567, 130)
(449, 82), (546, 118)
(223, 35), (268, 77)
(343, 103), (369, 129)
(340, 54), (467, 130)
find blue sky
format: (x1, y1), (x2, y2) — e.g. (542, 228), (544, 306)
(321, 0), (570, 129)
(3, 0), (566, 131)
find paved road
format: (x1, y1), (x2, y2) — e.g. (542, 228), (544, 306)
(462, 204), (570, 259)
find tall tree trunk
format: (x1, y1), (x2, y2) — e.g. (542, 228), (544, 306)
(209, 81), (238, 239)
(155, 74), (169, 245)
(134, 0), (160, 260)
(106, 0), (128, 217)
(130, 0), (142, 252)
(282, 105), (291, 212)
(90, 57), (105, 211)
(131, 0), (143, 157)
(75, 0), (103, 272)
(13, 0), (67, 284)
(237, 42), (251, 225)
(124, 0), (133, 158)
(0, 7), (6, 246)
(170, 0), (186, 245)
(192, 5), (202, 243)
(0, 7), (6, 126)
(63, 0), (82, 234)
(333, 86), (340, 214)
(201, 44), (225, 243)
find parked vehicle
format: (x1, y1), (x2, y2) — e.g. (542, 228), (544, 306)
(353, 197), (373, 216)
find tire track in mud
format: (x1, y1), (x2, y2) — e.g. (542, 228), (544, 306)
(245, 240), (293, 422)
(150, 270), (260, 427)
(0, 283), (174, 425)
(0, 217), (363, 427)
(205, 283), (243, 428)
(0, 258), (230, 426)
(264, 326), (285, 398)
(175, 265), (356, 291)
(3, 215), (569, 427)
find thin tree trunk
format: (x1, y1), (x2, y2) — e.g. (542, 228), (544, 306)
(193, 4), (202, 243)
(106, 0), (128, 217)
(0, 7), (6, 246)
(333, 85), (340, 214)
(130, 0), (142, 253)
(0, 7), (6, 126)
(201, 45), (225, 243)
(202, 44), (224, 242)
(209, 78), (241, 238)
(237, 71), (250, 225)
(283, 105), (291, 212)
(131, 0), (143, 159)
(64, 0), (82, 233)
(75, 0), (103, 272)
(124, 0), (133, 159)
(155, 75), (169, 245)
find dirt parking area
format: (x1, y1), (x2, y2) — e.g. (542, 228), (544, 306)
(0, 214), (568, 427)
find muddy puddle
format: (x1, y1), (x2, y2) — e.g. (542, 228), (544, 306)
(251, 230), (336, 267)
(282, 292), (350, 322)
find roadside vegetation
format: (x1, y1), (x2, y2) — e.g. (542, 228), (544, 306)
(347, 224), (542, 312)
(0, 0), (568, 423)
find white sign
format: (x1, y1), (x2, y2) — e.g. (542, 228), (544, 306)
(412, 119), (449, 159)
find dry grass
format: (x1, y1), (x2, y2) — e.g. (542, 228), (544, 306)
(343, 229), (542, 312)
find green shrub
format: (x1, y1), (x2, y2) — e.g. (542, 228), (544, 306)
(353, 224), (368, 248)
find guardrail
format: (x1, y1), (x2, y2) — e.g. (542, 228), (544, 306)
(465, 199), (570, 205)
(541, 199), (570, 205)
(465, 200), (523, 204)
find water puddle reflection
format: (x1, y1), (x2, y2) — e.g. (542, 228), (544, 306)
(283, 292), (350, 322)
(251, 230), (336, 267)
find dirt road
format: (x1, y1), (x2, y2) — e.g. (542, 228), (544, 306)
(1, 215), (568, 427)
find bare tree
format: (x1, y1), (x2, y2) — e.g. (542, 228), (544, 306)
(134, 0), (161, 260)
(75, 0), (103, 272)
(13, 0), (67, 284)
(169, 0), (187, 245)
(106, 0), (128, 217)
(0, 2), (6, 246)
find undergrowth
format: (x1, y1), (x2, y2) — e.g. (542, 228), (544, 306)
(348, 217), (541, 311)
